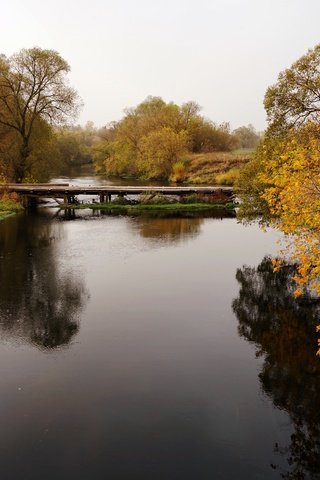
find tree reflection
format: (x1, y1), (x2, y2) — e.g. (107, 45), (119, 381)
(0, 213), (86, 350)
(131, 217), (203, 242)
(56, 207), (235, 243)
(233, 257), (320, 479)
(130, 210), (235, 243)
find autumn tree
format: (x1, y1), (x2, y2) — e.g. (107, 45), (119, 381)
(138, 127), (189, 179)
(238, 44), (320, 296)
(94, 96), (238, 180)
(0, 47), (81, 182)
(264, 44), (320, 134)
(258, 124), (320, 294)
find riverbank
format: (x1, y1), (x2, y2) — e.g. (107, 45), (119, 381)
(94, 149), (254, 185)
(0, 197), (23, 220)
(58, 201), (236, 216)
(183, 150), (253, 185)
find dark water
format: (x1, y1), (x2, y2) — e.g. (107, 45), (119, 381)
(0, 206), (320, 479)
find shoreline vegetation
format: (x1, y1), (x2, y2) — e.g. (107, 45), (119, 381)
(94, 149), (254, 186)
(93, 97), (259, 183)
(0, 187), (237, 221)
(0, 197), (23, 220)
(177, 149), (253, 185)
(0, 188), (237, 221)
(56, 201), (236, 216)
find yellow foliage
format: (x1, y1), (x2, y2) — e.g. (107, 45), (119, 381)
(169, 161), (187, 183)
(138, 128), (188, 180)
(215, 168), (240, 185)
(259, 124), (320, 295)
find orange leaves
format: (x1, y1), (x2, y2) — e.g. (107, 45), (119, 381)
(293, 288), (303, 298)
(271, 257), (282, 272)
(255, 124), (320, 355)
(257, 124), (320, 298)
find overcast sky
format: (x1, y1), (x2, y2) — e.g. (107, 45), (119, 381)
(2, 0), (320, 130)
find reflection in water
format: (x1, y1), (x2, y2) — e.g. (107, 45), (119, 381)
(233, 257), (320, 479)
(0, 213), (86, 350)
(52, 207), (235, 244)
(130, 217), (202, 242)
(131, 210), (234, 242)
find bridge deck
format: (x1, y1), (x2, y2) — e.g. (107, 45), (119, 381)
(0, 184), (234, 196)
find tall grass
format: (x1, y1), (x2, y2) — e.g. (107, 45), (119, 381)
(0, 193), (23, 219)
(184, 149), (253, 185)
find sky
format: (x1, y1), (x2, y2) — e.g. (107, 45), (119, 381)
(1, 0), (320, 130)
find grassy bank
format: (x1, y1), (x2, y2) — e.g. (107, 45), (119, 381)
(59, 201), (235, 216)
(183, 149), (253, 185)
(0, 197), (23, 220)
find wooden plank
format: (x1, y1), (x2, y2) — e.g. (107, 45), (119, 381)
(0, 184), (234, 198)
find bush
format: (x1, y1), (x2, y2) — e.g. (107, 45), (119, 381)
(170, 161), (187, 183)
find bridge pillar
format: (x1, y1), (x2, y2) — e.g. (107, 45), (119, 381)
(99, 193), (105, 203)
(64, 195), (77, 205)
(22, 195), (37, 208)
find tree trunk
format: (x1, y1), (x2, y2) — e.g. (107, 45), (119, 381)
(14, 138), (29, 183)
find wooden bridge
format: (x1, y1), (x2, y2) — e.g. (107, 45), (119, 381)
(0, 183), (234, 206)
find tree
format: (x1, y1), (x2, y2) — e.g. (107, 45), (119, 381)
(138, 127), (189, 179)
(264, 44), (320, 134)
(54, 122), (97, 169)
(232, 124), (260, 149)
(238, 44), (320, 296)
(0, 47), (81, 182)
(258, 124), (320, 294)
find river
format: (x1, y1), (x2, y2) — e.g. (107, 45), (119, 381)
(0, 171), (319, 480)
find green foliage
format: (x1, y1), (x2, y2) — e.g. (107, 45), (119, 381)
(62, 202), (235, 215)
(0, 193), (23, 219)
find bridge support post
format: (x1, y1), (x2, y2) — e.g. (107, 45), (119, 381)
(22, 195), (37, 208)
(100, 194), (105, 203)
(64, 195), (74, 204)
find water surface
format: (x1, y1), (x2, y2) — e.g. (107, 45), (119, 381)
(0, 208), (319, 480)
